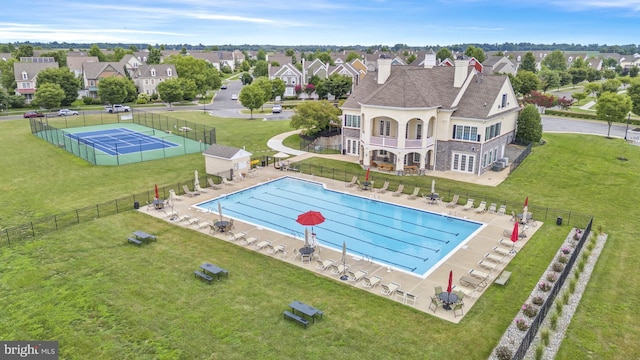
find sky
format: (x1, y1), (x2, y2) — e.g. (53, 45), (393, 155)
(2, 0), (639, 47)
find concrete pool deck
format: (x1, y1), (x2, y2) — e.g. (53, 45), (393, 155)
(140, 166), (540, 323)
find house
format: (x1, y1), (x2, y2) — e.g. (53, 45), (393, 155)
(203, 144), (253, 178)
(81, 62), (128, 98)
(131, 64), (178, 95)
(269, 63), (303, 98)
(482, 55), (517, 76)
(13, 60), (59, 104)
(340, 55), (520, 176)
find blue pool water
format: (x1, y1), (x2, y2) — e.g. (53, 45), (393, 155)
(196, 177), (484, 277)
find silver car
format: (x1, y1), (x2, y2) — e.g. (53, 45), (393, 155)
(58, 109), (79, 116)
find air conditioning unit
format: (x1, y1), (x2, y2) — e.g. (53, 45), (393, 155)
(499, 157), (509, 167)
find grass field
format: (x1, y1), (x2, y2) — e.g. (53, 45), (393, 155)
(1, 114), (639, 359)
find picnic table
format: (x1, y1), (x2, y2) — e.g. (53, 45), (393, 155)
(133, 230), (157, 244)
(289, 300), (323, 323)
(200, 263), (229, 280)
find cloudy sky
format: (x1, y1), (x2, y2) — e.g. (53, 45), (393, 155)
(2, 0), (639, 46)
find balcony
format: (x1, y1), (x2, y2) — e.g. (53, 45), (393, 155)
(369, 136), (434, 149)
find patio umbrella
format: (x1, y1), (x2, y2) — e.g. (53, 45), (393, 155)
(522, 197), (529, 223)
(296, 210), (325, 233)
(510, 221), (519, 244)
(273, 152), (289, 168)
(194, 170), (200, 188)
(447, 270), (453, 293)
(154, 184), (159, 200)
(340, 240), (348, 279)
(431, 179), (436, 195)
(304, 227), (310, 247)
(365, 167), (370, 182)
(218, 202), (223, 222)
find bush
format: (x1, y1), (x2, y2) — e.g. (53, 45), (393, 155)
(515, 318), (529, 331)
(563, 291), (570, 304)
(553, 262), (565, 272)
(547, 272), (558, 282)
(578, 259), (585, 272)
(532, 296), (545, 305)
(495, 346), (513, 360)
(569, 278), (577, 294)
(550, 312), (559, 330)
(82, 96), (94, 105)
(538, 281), (552, 292)
(536, 345), (544, 360)
(561, 247), (571, 255)
(522, 303), (539, 318)
(556, 301), (563, 314)
(541, 328), (550, 346)
(558, 254), (568, 263)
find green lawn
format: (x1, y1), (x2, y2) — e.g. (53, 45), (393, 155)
(1, 114), (639, 359)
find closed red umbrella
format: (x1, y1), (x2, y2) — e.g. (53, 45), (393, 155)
(154, 184), (159, 200)
(510, 221), (519, 243)
(365, 167), (370, 182)
(296, 211), (325, 232)
(447, 270), (453, 293)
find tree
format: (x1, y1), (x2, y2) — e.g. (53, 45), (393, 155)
(290, 100), (341, 136)
(36, 67), (80, 106)
(584, 82), (602, 99)
(630, 66), (639, 78)
(406, 53), (417, 64)
(33, 83), (65, 111)
(253, 60), (268, 78)
(13, 44), (34, 59)
(147, 47), (162, 64)
(315, 52), (332, 65)
(285, 48), (295, 57)
(541, 50), (567, 71)
(325, 73), (353, 99)
(252, 77), (273, 110)
(314, 79), (330, 99)
(572, 92), (587, 102)
(163, 55), (221, 95)
(240, 72), (253, 85)
(156, 79), (183, 109)
(39, 50), (67, 67)
(596, 92), (632, 137)
(178, 78), (198, 100)
(516, 104), (543, 143)
(271, 78), (285, 100)
(0, 88), (9, 111)
(538, 69), (560, 92)
(304, 83), (315, 98)
(239, 60), (251, 72)
(256, 49), (266, 61)
(464, 45), (486, 63)
(569, 68), (587, 86)
(627, 79), (640, 116)
(602, 69), (617, 79)
(601, 79), (622, 93)
(238, 84), (266, 119)
(0, 58), (17, 90)
(345, 52), (360, 62)
(515, 70), (540, 95)
(521, 52), (537, 73)
(586, 68), (601, 82)
(522, 91), (557, 109)
(571, 57), (587, 69)
(559, 71), (572, 86)
(98, 77), (130, 105)
(88, 44), (107, 62)
(436, 48), (452, 62)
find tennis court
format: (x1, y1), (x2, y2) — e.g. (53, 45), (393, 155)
(65, 127), (179, 155)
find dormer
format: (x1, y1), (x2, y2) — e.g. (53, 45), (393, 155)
(21, 71), (28, 80)
(166, 68), (172, 77)
(150, 68), (156, 77)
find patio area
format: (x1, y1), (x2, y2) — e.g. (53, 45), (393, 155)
(139, 165), (541, 323)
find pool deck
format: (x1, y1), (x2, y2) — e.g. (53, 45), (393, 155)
(140, 166), (540, 323)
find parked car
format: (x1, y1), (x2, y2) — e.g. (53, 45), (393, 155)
(272, 104), (282, 113)
(231, 94), (238, 100)
(57, 109), (79, 116)
(104, 104), (131, 113)
(23, 111), (45, 118)
(220, 84), (228, 90)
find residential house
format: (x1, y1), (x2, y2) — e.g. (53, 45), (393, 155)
(131, 64), (178, 95)
(482, 55), (517, 76)
(340, 56), (520, 176)
(67, 56), (98, 78)
(269, 63), (303, 98)
(13, 60), (59, 104)
(81, 62), (128, 98)
(328, 62), (360, 93)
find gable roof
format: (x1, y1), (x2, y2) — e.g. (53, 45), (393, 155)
(203, 144), (252, 160)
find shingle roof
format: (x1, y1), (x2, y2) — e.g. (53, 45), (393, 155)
(203, 144), (251, 159)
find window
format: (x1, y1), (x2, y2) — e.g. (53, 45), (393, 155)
(166, 69), (172, 76)
(452, 153), (475, 173)
(501, 94), (507, 108)
(379, 120), (391, 136)
(485, 122), (502, 141)
(151, 69), (156, 77)
(21, 71), (28, 80)
(453, 125), (478, 141)
(413, 153), (420, 162)
(416, 123), (422, 139)
(344, 114), (360, 128)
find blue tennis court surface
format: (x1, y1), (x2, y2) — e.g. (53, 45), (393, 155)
(65, 127), (179, 155)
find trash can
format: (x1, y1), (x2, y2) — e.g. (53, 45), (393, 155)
(134, 201), (140, 209)
(556, 217), (562, 226)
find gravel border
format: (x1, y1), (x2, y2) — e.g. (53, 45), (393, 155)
(489, 228), (606, 360)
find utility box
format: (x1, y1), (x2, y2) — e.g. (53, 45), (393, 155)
(556, 217), (563, 226)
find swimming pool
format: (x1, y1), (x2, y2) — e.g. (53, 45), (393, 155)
(196, 177), (484, 277)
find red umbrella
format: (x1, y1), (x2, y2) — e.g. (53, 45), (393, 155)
(523, 197), (528, 207)
(510, 221), (519, 243)
(154, 184), (159, 200)
(447, 270), (453, 293)
(296, 211), (325, 232)
(365, 167), (370, 182)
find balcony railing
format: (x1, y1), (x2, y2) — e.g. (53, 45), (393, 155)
(369, 136), (434, 149)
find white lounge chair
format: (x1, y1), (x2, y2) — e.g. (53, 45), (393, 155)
(329, 263), (349, 275)
(462, 199), (475, 210)
(446, 194), (459, 208)
(407, 187), (420, 200)
(345, 175), (358, 187)
(255, 239), (271, 250)
(376, 181), (389, 193)
(267, 244), (287, 257)
(488, 203), (497, 214)
(228, 232), (247, 242)
(207, 178), (222, 190)
(484, 252), (504, 263)
(380, 282), (401, 296)
(468, 268), (491, 280)
(221, 177), (234, 186)
(316, 258), (336, 271)
(243, 236), (259, 246)
(169, 189), (182, 201)
(478, 260), (498, 272)
(391, 184), (405, 197)
(475, 201), (487, 213)
(346, 269), (368, 282)
(362, 275), (383, 288)
(493, 245), (512, 257)
(182, 185), (198, 197)
(497, 204), (507, 216)
(194, 183), (207, 193)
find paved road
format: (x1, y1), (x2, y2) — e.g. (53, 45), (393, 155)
(542, 115), (638, 139)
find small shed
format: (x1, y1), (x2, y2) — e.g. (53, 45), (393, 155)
(203, 144), (253, 178)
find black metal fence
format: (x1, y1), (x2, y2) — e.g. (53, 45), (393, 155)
(509, 142), (532, 174)
(512, 217), (593, 360)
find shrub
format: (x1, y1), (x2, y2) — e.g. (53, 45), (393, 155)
(539, 281), (552, 291)
(582, 251), (590, 261)
(558, 254), (568, 263)
(561, 247), (571, 255)
(556, 301), (564, 314)
(522, 303), (538, 318)
(550, 312), (559, 330)
(495, 346), (513, 360)
(541, 328), (550, 346)
(532, 296), (545, 305)
(569, 278), (577, 294)
(553, 262), (565, 272)
(587, 242), (595, 251)
(82, 96), (94, 105)
(563, 291), (570, 304)
(578, 259), (585, 272)
(547, 272), (558, 282)
(515, 318), (529, 331)
(536, 344), (544, 360)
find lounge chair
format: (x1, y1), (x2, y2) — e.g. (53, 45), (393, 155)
(228, 232), (247, 242)
(255, 239), (271, 250)
(446, 194), (459, 208)
(484, 252), (504, 263)
(329, 263), (349, 275)
(493, 245), (512, 257)
(221, 177), (234, 186)
(380, 282), (401, 296)
(391, 184), (405, 197)
(395, 289), (407, 302)
(462, 199), (475, 210)
(199, 221), (213, 229)
(243, 235), (259, 246)
(194, 183), (207, 193)
(347, 269), (368, 282)
(475, 201), (487, 213)
(478, 260), (498, 272)
(182, 185), (198, 197)
(178, 214), (191, 222)
(267, 244), (287, 257)
(407, 187), (420, 200)
(376, 181), (390, 193)
(189, 217), (201, 226)
(207, 178), (222, 190)
(345, 175), (358, 187)
(169, 189), (182, 201)
(362, 275), (383, 288)
(497, 204), (507, 216)
(405, 292), (417, 306)
(468, 268), (491, 281)
(316, 258), (335, 271)
(488, 203), (497, 214)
